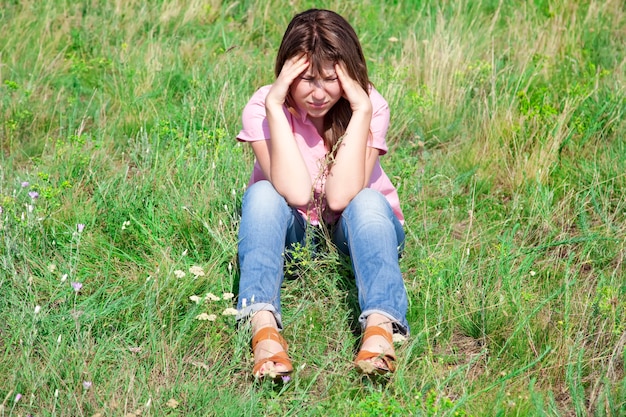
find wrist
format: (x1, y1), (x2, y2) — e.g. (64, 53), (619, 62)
(350, 105), (373, 119)
(265, 100), (285, 115)
(350, 99), (373, 115)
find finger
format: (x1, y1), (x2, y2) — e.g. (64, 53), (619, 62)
(335, 62), (357, 91)
(334, 62), (344, 80)
(288, 53), (309, 70)
(335, 61), (350, 79)
(283, 54), (309, 78)
(335, 63), (355, 94)
(293, 56), (309, 73)
(293, 53), (308, 64)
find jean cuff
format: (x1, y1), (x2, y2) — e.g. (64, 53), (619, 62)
(236, 303), (284, 330)
(359, 309), (410, 338)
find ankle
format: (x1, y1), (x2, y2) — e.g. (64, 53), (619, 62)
(366, 313), (392, 333)
(251, 310), (277, 333)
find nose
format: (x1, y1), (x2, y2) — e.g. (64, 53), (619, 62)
(311, 81), (325, 99)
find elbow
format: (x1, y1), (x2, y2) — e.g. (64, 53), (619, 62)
(271, 178), (311, 207)
(326, 181), (365, 212)
(284, 190), (311, 208)
(325, 193), (352, 213)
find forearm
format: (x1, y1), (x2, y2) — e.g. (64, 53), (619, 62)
(266, 105), (312, 206)
(324, 108), (372, 211)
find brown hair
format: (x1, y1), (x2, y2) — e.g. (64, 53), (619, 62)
(275, 9), (370, 153)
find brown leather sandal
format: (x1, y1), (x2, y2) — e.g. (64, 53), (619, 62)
(251, 327), (293, 380)
(354, 326), (397, 374)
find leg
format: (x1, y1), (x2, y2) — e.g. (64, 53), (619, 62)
(236, 180), (306, 325)
(236, 180), (305, 377)
(333, 188), (409, 371)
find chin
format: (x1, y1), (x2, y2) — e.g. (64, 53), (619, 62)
(307, 108), (330, 118)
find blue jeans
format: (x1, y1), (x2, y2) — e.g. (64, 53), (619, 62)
(236, 180), (409, 336)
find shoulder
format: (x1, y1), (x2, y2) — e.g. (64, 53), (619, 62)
(244, 85), (272, 109)
(368, 86), (389, 113)
(366, 86), (391, 153)
(239, 85), (274, 142)
(241, 85), (273, 122)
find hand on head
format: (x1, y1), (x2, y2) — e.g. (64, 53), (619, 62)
(267, 55), (372, 117)
(266, 54), (310, 109)
(335, 62), (372, 114)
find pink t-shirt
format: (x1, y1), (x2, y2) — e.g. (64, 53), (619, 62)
(237, 85), (404, 225)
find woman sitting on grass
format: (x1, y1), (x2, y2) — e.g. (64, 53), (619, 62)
(235, 8), (409, 380)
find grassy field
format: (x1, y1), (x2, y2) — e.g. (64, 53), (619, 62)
(1, 0), (625, 415)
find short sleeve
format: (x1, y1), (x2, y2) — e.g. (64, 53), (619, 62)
(368, 87), (390, 155)
(237, 86), (272, 142)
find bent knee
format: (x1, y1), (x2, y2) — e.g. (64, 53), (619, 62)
(243, 181), (287, 212)
(348, 188), (388, 212)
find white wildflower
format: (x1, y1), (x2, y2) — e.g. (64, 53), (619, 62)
(205, 293), (220, 302)
(189, 295), (202, 304)
(195, 313), (217, 321)
(174, 270), (186, 278)
(392, 333), (408, 344)
(221, 308), (238, 316)
(189, 265), (205, 277)
(222, 292), (234, 300)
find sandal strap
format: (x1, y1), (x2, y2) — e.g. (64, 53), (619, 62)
(355, 350), (397, 373)
(355, 325), (397, 373)
(251, 328), (293, 378)
(251, 326), (288, 351)
(362, 325), (393, 344)
(252, 351), (293, 377)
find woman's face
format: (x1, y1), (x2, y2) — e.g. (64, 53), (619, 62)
(290, 63), (343, 122)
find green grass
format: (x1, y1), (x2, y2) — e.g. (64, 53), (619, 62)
(1, 0), (625, 415)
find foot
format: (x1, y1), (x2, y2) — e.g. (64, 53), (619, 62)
(355, 313), (396, 373)
(251, 311), (292, 378)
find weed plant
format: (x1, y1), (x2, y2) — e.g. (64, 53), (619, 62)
(1, 0), (625, 416)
